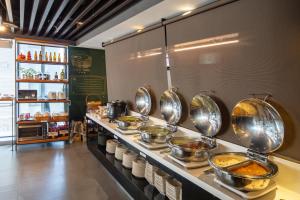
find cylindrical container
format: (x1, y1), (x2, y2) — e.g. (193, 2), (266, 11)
(154, 169), (169, 195)
(132, 157), (146, 178)
(122, 150), (137, 169)
(115, 144), (128, 160)
(106, 139), (118, 154)
(166, 178), (182, 200)
(145, 161), (157, 185)
(98, 132), (107, 146)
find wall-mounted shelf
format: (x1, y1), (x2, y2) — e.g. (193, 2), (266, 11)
(17, 136), (69, 145)
(16, 59), (68, 65)
(17, 119), (69, 124)
(16, 99), (70, 103)
(16, 79), (68, 83)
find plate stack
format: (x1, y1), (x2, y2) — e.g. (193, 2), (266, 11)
(122, 150), (137, 169)
(106, 139), (118, 154)
(166, 178), (182, 200)
(145, 161), (158, 185)
(132, 157), (146, 178)
(115, 144), (127, 160)
(154, 169), (170, 195)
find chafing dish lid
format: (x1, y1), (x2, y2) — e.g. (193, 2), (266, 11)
(160, 88), (182, 125)
(232, 98), (284, 153)
(135, 87), (152, 116)
(190, 94), (222, 137)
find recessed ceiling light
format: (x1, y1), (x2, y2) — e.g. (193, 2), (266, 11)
(182, 10), (192, 16)
(76, 21), (84, 25)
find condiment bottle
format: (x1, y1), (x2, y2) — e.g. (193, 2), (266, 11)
(34, 51), (38, 61)
(58, 53), (61, 62)
(60, 69), (65, 80)
(54, 72), (58, 80)
(39, 51), (43, 61)
(45, 52), (48, 61)
(53, 52), (57, 62)
(49, 52), (52, 62)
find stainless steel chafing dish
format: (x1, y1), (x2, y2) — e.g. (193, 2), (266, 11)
(138, 88), (182, 144)
(116, 86), (152, 130)
(167, 93), (222, 162)
(208, 97), (284, 191)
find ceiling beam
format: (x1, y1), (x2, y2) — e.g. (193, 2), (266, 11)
(43, 0), (69, 37)
(70, 0), (134, 40)
(4, 0), (13, 32)
(28, 0), (40, 34)
(65, 0), (119, 39)
(19, 0), (25, 33)
(59, 0), (101, 38)
(36, 0), (54, 35)
(51, 0), (84, 37)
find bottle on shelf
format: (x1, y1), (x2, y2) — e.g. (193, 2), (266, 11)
(60, 69), (65, 80)
(53, 52), (57, 62)
(26, 51), (31, 61)
(34, 51), (38, 61)
(58, 53), (61, 62)
(45, 52), (48, 61)
(39, 51), (43, 61)
(49, 52), (52, 62)
(54, 72), (58, 80)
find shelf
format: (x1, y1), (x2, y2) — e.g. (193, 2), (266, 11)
(16, 136), (69, 145)
(16, 79), (68, 83)
(0, 98), (14, 102)
(17, 119), (69, 124)
(16, 59), (68, 65)
(16, 99), (70, 103)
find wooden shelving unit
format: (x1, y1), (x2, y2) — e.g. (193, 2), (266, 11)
(17, 136), (69, 145)
(16, 59), (67, 65)
(16, 79), (68, 83)
(15, 40), (70, 149)
(16, 99), (70, 103)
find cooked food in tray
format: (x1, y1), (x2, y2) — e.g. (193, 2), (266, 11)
(169, 137), (210, 150)
(230, 161), (269, 176)
(212, 154), (248, 168)
(117, 116), (143, 123)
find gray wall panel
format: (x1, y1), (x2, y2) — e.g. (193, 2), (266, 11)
(167, 0), (300, 160)
(105, 28), (167, 118)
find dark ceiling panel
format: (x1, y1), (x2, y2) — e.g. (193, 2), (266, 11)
(1, 0), (147, 41)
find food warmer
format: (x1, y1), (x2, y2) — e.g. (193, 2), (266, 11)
(115, 86), (153, 130)
(167, 93), (222, 162)
(208, 97), (284, 191)
(138, 88), (182, 144)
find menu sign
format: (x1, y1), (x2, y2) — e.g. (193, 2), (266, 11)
(69, 47), (107, 120)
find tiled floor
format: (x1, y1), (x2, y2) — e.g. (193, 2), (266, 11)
(0, 142), (132, 200)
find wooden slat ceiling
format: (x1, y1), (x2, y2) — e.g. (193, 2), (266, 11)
(0, 0), (140, 41)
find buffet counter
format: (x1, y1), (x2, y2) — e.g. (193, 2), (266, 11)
(86, 113), (300, 200)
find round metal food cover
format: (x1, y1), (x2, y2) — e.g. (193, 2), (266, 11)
(135, 87), (152, 116)
(190, 94), (222, 137)
(160, 88), (182, 125)
(231, 98), (284, 153)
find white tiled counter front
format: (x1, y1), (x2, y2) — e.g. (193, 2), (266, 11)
(86, 113), (300, 200)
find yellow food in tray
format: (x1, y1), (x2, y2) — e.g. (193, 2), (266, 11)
(231, 162), (268, 176)
(213, 155), (248, 168)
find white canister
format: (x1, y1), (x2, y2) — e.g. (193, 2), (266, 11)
(166, 178), (182, 200)
(132, 157), (146, 178)
(57, 92), (66, 99)
(145, 162), (158, 185)
(47, 91), (57, 99)
(115, 144), (127, 160)
(106, 139), (118, 154)
(122, 150), (137, 169)
(154, 169), (169, 195)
